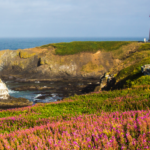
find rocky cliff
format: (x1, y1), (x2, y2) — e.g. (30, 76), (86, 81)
(0, 42), (142, 81)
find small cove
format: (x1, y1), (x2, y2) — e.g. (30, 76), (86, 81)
(5, 80), (98, 105)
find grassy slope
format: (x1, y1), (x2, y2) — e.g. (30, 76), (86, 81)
(0, 86), (150, 134)
(0, 42), (150, 132)
(41, 41), (131, 55)
(115, 43), (150, 88)
(0, 86), (149, 126)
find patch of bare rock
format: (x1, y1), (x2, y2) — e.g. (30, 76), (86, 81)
(12, 85), (54, 91)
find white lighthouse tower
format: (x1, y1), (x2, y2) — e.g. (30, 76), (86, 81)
(149, 15), (150, 42)
(148, 30), (150, 42)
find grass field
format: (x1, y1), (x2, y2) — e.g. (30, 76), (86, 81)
(41, 41), (131, 55)
(0, 85), (150, 149)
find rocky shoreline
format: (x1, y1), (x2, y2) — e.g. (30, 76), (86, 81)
(1, 71), (117, 105)
(0, 74), (100, 82)
(0, 76), (101, 110)
(0, 79), (33, 110)
(8, 77), (100, 97)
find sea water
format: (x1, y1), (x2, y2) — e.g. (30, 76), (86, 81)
(8, 88), (59, 104)
(0, 37), (147, 51)
(5, 81), (62, 104)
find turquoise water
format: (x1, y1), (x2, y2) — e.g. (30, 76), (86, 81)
(5, 81), (63, 104)
(0, 37), (147, 50)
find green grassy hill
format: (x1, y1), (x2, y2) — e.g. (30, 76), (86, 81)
(115, 43), (150, 88)
(41, 41), (131, 55)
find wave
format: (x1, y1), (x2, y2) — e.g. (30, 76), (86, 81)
(51, 93), (57, 97)
(8, 89), (19, 94)
(34, 94), (42, 100)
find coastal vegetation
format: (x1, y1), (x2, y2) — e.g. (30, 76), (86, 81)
(41, 41), (131, 55)
(115, 44), (150, 88)
(0, 41), (150, 149)
(0, 86), (150, 149)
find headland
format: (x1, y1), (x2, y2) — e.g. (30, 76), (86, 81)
(0, 41), (141, 81)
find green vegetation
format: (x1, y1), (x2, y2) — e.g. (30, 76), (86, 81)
(116, 56), (150, 88)
(41, 41), (131, 55)
(112, 43), (150, 88)
(138, 43), (150, 51)
(0, 87), (150, 120)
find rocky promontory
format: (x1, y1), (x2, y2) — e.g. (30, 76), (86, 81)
(0, 42), (142, 81)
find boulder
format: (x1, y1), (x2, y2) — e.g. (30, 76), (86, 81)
(141, 64), (150, 75)
(0, 79), (9, 99)
(99, 72), (116, 90)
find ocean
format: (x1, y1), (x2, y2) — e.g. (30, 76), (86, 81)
(0, 37), (147, 50)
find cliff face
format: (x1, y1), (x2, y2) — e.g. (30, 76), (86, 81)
(0, 79), (9, 99)
(0, 42), (142, 80)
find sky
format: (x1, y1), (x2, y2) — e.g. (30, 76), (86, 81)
(0, 0), (150, 38)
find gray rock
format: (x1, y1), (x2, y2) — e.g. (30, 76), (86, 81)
(99, 72), (116, 90)
(94, 85), (101, 92)
(141, 64), (150, 75)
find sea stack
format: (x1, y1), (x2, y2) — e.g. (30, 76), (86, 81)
(0, 79), (9, 99)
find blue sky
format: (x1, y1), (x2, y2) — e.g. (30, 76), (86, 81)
(0, 0), (150, 37)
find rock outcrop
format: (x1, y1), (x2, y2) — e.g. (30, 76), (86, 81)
(0, 78), (33, 109)
(0, 48), (119, 80)
(0, 79), (9, 99)
(94, 72), (116, 91)
(99, 72), (116, 90)
(141, 64), (150, 75)
(0, 42), (141, 80)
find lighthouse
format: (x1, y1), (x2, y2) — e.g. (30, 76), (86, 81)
(149, 29), (150, 42)
(149, 15), (150, 42)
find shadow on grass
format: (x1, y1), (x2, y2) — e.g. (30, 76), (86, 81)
(81, 84), (99, 94)
(0, 105), (30, 111)
(113, 71), (143, 90)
